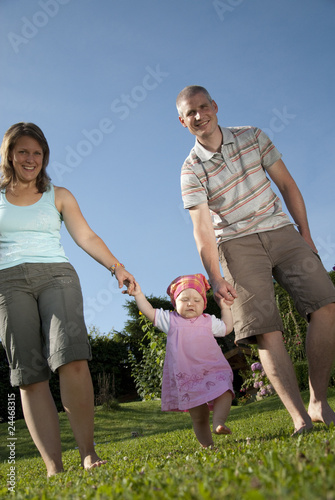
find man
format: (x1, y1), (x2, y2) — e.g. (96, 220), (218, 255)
(177, 85), (335, 434)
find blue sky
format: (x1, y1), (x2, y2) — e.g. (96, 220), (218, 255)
(1, 0), (334, 335)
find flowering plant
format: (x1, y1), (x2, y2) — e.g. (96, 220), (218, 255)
(239, 346), (275, 401)
(250, 361), (274, 398)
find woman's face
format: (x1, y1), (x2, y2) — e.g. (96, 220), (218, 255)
(9, 136), (43, 184)
(175, 288), (205, 319)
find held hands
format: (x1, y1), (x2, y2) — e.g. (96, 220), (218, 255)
(218, 295), (234, 310)
(113, 265), (136, 295)
(124, 280), (142, 297)
(211, 277), (237, 305)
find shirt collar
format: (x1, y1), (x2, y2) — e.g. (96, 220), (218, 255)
(194, 126), (235, 161)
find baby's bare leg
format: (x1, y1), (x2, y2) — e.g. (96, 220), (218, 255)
(188, 403), (214, 447)
(213, 391), (233, 435)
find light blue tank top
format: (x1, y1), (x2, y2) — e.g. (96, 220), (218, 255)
(0, 184), (68, 270)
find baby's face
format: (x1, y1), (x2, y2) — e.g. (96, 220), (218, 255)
(175, 288), (204, 319)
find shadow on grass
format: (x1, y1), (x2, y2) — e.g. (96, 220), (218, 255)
(229, 388), (335, 422)
(2, 388), (334, 462)
(92, 402), (192, 445)
(0, 400), (192, 461)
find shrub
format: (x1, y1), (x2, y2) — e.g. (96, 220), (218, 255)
(294, 360), (309, 390)
(88, 329), (136, 400)
(95, 371), (120, 410)
(128, 314), (166, 400)
(294, 360), (335, 391)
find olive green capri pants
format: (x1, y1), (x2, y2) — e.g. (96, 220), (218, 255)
(0, 262), (92, 386)
(218, 225), (335, 345)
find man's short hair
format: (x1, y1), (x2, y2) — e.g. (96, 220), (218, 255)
(176, 86), (213, 116)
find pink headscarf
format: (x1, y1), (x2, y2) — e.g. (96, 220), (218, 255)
(166, 274), (211, 309)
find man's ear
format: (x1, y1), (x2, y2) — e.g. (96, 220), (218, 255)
(211, 100), (218, 113)
(179, 116), (188, 128)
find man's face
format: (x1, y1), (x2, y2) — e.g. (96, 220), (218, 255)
(178, 92), (219, 141)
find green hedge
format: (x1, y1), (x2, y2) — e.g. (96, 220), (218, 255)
(0, 334), (136, 423)
(294, 360), (335, 391)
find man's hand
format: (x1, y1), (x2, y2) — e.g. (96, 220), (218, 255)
(211, 277), (237, 304)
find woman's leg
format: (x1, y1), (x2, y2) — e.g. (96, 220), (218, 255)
(188, 403), (214, 447)
(212, 391), (233, 434)
(20, 380), (63, 477)
(58, 360), (106, 469)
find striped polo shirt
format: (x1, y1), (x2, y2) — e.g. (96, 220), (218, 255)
(181, 126), (293, 244)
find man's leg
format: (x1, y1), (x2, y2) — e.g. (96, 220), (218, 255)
(307, 303), (335, 425)
(257, 330), (312, 433)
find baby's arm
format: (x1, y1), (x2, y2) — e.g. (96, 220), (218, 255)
(218, 297), (234, 334)
(128, 281), (156, 323)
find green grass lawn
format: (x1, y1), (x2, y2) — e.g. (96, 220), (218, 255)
(1, 389), (335, 499)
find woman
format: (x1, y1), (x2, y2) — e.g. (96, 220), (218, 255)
(0, 122), (135, 476)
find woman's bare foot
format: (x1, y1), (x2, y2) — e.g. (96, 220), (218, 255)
(47, 467), (64, 478)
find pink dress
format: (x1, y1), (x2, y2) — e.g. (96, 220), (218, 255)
(154, 310), (234, 412)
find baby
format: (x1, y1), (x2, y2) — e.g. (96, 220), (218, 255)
(128, 273), (235, 448)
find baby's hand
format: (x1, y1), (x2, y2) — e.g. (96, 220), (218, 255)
(218, 296), (234, 309)
(123, 280), (142, 296)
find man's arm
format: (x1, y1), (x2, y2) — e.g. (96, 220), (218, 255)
(267, 159), (317, 252)
(189, 203), (237, 302)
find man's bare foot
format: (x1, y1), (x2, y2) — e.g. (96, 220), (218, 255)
(308, 401), (335, 426)
(214, 424), (232, 435)
(291, 423), (313, 437)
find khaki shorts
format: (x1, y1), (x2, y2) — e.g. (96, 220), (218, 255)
(0, 263), (92, 386)
(218, 225), (335, 345)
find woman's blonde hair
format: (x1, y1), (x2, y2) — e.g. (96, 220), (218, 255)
(0, 122), (51, 192)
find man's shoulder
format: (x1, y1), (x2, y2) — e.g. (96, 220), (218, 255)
(181, 148), (203, 171)
(181, 126), (259, 166)
(224, 125), (259, 138)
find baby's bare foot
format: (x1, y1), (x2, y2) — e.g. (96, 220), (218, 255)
(214, 424), (232, 435)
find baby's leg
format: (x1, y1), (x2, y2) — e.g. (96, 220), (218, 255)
(212, 391), (233, 435)
(188, 403), (214, 447)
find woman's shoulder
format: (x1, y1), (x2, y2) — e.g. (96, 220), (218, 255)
(53, 185), (71, 196)
(54, 185), (76, 203)
(53, 185), (77, 213)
